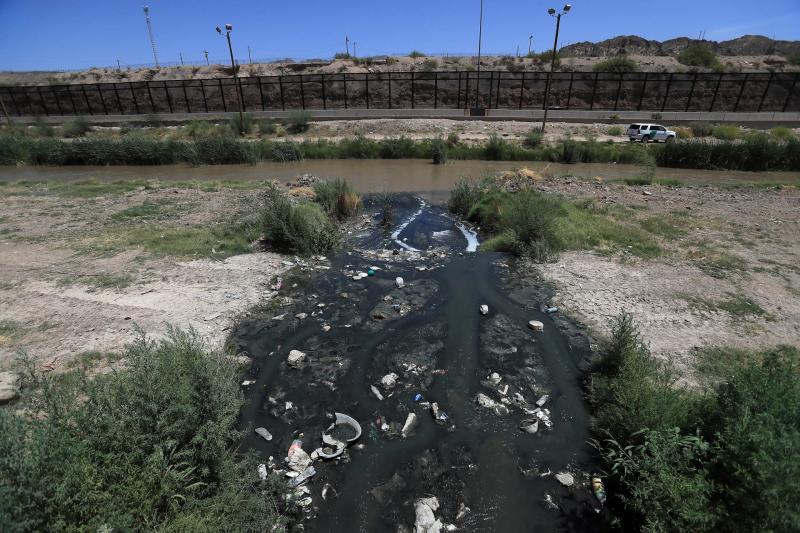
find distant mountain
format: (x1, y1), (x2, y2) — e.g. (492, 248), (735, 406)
(560, 35), (800, 57)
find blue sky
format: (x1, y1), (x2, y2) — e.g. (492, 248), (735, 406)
(1, 0), (798, 71)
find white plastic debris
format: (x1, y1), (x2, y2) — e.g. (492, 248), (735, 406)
(295, 312), (308, 320)
(528, 320), (544, 332)
(255, 427), (273, 441)
(536, 394), (549, 407)
(476, 393), (496, 409)
(479, 305), (489, 315)
(371, 384), (385, 400)
(395, 276), (405, 288)
(401, 412), (418, 437)
(555, 472), (574, 487)
(257, 463), (268, 480)
(381, 372), (399, 390)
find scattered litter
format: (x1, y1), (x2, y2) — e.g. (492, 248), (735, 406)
(401, 412), (418, 437)
(241, 380), (256, 386)
(367, 269), (376, 276)
(487, 372), (502, 387)
(271, 277), (282, 291)
(456, 503), (470, 520)
(533, 408), (553, 429)
(494, 404), (510, 417)
(381, 372), (399, 390)
(257, 463), (268, 480)
(255, 427), (273, 441)
(545, 306), (559, 314)
(479, 304), (489, 315)
(528, 320), (544, 332)
(430, 402), (449, 422)
(536, 394), (549, 407)
(322, 324), (331, 332)
(286, 439), (312, 473)
(287, 349), (306, 368)
(414, 496), (444, 533)
(322, 482), (338, 501)
(543, 492), (560, 511)
(295, 312), (308, 320)
(395, 276), (405, 288)
(592, 476), (607, 505)
(271, 314), (286, 321)
(476, 393), (496, 409)
(371, 384), (384, 400)
(555, 472), (574, 487)
(519, 419), (539, 434)
(498, 384), (509, 396)
(288, 465), (316, 488)
(413, 393), (424, 402)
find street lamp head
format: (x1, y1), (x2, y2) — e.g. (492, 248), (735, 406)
(216, 26), (222, 34)
(563, 4), (572, 12)
(143, 5), (149, 14)
(225, 23), (233, 31)
(548, 7), (556, 15)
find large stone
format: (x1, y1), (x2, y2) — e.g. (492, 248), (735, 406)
(479, 305), (489, 315)
(0, 371), (19, 404)
(287, 349), (306, 368)
(381, 372), (399, 390)
(555, 472), (575, 487)
(414, 497), (443, 533)
(475, 393), (496, 409)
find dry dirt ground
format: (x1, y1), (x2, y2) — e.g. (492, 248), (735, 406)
(1, 174), (798, 378)
(2, 53), (796, 86)
(0, 182), (295, 372)
(533, 179), (800, 371)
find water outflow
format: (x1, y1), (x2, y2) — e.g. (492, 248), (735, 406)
(234, 196), (601, 532)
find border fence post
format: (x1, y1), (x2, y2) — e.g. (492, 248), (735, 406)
(81, 84), (93, 115)
(518, 71), (525, 109)
(434, 71), (438, 109)
(589, 72), (598, 110)
(457, 71), (462, 109)
(388, 71), (392, 109)
(96, 85), (108, 115)
(300, 75), (305, 109)
(257, 76), (265, 111)
(163, 82), (173, 113)
(343, 73), (348, 109)
(734, 73), (749, 112)
(278, 75), (285, 110)
(757, 72), (774, 112)
(366, 73), (370, 109)
(6, 89), (20, 116)
(685, 72), (698, 112)
(321, 74), (327, 110)
(637, 73), (648, 111)
(783, 73), (798, 112)
(129, 82), (140, 114)
(661, 73), (673, 112)
(36, 86), (49, 116)
(566, 72), (574, 109)
(613, 72), (623, 111)
(146, 81), (155, 113)
(709, 73), (723, 112)
(181, 80), (190, 113)
(112, 82), (123, 114)
(496, 71), (501, 108)
(411, 71), (415, 109)
(52, 86), (64, 116)
(218, 78), (227, 112)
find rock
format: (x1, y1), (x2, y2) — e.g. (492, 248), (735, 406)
(528, 320), (544, 332)
(0, 371), (19, 404)
(287, 349), (306, 368)
(487, 372), (502, 387)
(287, 442), (312, 473)
(414, 497), (443, 533)
(395, 276), (405, 288)
(479, 305), (489, 315)
(322, 324), (331, 332)
(370, 384), (384, 400)
(381, 372), (399, 390)
(255, 427), (273, 441)
(295, 312), (308, 320)
(555, 472), (574, 487)
(476, 393), (496, 409)
(230, 354), (252, 366)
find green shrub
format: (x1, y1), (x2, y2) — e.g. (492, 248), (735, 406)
(419, 58), (438, 72)
(522, 128), (544, 148)
(286, 110), (312, 133)
(313, 178), (361, 220)
(712, 124), (740, 140)
(229, 112), (254, 135)
(770, 126), (795, 140)
(431, 137), (447, 164)
(689, 121), (714, 137)
(607, 126), (623, 136)
(677, 43), (722, 69)
(333, 52), (352, 59)
(448, 178), (485, 218)
(593, 55), (639, 73)
(784, 53), (800, 66)
(270, 141), (303, 162)
(258, 119), (277, 135)
(33, 118), (55, 138)
(446, 132), (460, 146)
(484, 190), (566, 261)
(408, 50), (426, 58)
(483, 134), (512, 160)
(260, 186), (340, 255)
(60, 117), (91, 138)
(0, 329), (285, 531)
(183, 120), (215, 139)
(339, 134), (380, 158)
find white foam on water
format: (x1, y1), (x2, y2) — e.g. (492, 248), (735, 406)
(454, 221), (480, 252)
(432, 230), (453, 239)
(391, 198), (426, 251)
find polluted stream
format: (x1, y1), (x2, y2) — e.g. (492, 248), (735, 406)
(233, 195), (603, 532)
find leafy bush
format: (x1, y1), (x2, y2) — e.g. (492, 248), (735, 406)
(689, 121), (714, 137)
(33, 118), (55, 138)
(313, 178), (361, 220)
(408, 50), (426, 58)
(522, 128), (544, 148)
(333, 52), (352, 59)
(431, 137), (447, 164)
(419, 58), (438, 72)
(0, 329), (285, 531)
(483, 134), (512, 160)
(286, 110), (312, 133)
(607, 126), (623, 136)
(770, 126), (795, 140)
(229, 112), (254, 135)
(260, 185), (340, 255)
(784, 53), (800, 66)
(593, 55), (639, 73)
(673, 126), (693, 138)
(712, 124), (740, 140)
(677, 43), (722, 69)
(60, 117), (91, 138)
(270, 141), (303, 162)
(258, 119), (277, 135)
(448, 178), (485, 218)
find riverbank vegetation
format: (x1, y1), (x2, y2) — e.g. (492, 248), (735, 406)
(0, 328), (285, 531)
(1, 130), (798, 171)
(449, 177), (661, 261)
(590, 313), (800, 532)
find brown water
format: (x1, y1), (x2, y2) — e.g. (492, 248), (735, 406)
(1, 160), (796, 202)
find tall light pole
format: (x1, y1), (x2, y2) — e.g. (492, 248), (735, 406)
(475, 0), (484, 110)
(528, 35), (533, 56)
(541, 4), (571, 133)
(143, 5), (159, 67)
(217, 24), (245, 134)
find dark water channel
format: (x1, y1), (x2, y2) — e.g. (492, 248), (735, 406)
(233, 196), (602, 532)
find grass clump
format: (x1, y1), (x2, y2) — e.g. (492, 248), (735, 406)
(770, 126), (795, 140)
(679, 291), (769, 319)
(260, 185), (340, 255)
(711, 124), (740, 140)
(431, 137), (448, 164)
(258, 119), (277, 135)
(593, 55), (639, 73)
(689, 121), (714, 137)
(60, 117), (91, 138)
(229, 112), (255, 135)
(607, 126), (623, 136)
(313, 178), (362, 220)
(286, 110), (311, 134)
(0, 328), (285, 531)
(591, 312), (800, 532)
(522, 128), (544, 148)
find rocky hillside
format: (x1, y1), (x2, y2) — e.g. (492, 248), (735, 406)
(561, 34), (800, 57)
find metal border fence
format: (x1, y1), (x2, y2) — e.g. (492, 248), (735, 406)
(2, 71), (798, 117)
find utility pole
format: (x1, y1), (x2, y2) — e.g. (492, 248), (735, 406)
(143, 5), (159, 67)
(117, 59), (121, 71)
(542, 4), (571, 133)
(353, 42), (357, 58)
(346, 35), (350, 56)
(528, 35), (533, 56)
(516, 45), (520, 57)
(248, 45), (252, 64)
(203, 50), (210, 65)
(475, 0), (484, 109)
(179, 52), (184, 65)
(217, 24), (245, 134)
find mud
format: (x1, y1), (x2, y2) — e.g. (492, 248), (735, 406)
(233, 196), (602, 532)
